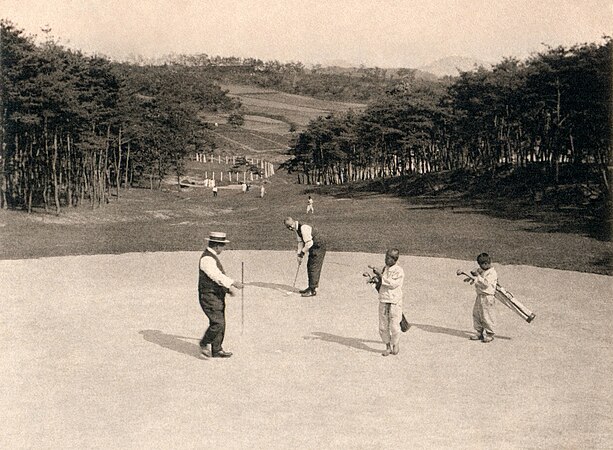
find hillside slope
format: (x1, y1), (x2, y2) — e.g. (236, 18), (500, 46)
(199, 84), (366, 160)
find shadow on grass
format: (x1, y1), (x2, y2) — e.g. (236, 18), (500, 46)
(304, 331), (382, 354)
(139, 329), (202, 359)
(316, 177), (611, 242)
(247, 281), (300, 293)
(410, 323), (511, 340)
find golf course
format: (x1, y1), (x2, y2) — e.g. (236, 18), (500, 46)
(1, 176), (611, 448)
(0, 13), (610, 447)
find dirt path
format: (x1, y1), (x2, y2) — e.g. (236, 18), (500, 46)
(1, 251), (611, 448)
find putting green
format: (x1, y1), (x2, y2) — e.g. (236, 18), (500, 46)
(1, 251), (611, 448)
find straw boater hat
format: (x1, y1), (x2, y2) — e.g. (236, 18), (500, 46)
(206, 231), (230, 244)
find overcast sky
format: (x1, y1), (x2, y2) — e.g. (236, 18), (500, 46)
(2, 0), (611, 67)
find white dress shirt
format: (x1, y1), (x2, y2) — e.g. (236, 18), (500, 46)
(294, 221), (314, 254)
(199, 247), (234, 289)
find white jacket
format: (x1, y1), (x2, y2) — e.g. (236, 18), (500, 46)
(378, 264), (404, 305)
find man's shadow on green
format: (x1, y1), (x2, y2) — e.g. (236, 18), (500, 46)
(304, 324), (510, 353)
(409, 323), (511, 340)
(139, 330), (202, 359)
(304, 332), (383, 354)
(247, 281), (300, 293)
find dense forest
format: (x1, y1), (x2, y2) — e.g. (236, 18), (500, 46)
(126, 53), (408, 102)
(1, 20), (610, 214)
(0, 21), (239, 212)
(282, 39), (611, 203)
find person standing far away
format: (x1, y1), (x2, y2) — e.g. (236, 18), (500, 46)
(260, 184), (266, 198)
(212, 185), (218, 197)
(198, 231), (244, 359)
(284, 217), (326, 297)
(242, 182), (247, 194)
(370, 249), (405, 356)
(306, 195), (314, 214)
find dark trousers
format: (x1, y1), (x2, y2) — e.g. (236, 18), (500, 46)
(307, 246), (326, 290)
(200, 307), (226, 353)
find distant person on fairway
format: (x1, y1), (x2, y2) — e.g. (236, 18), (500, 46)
(306, 195), (314, 214)
(469, 253), (498, 343)
(260, 184), (266, 198)
(284, 217), (326, 297)
(369, 249), (405, 356)
(242, 182), (247, 194)
(198, 231), (244, 359)
(212, 185), (218, 197)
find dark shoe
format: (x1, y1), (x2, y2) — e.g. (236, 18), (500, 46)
(469, 334), (482, 341)
(382, 344), (391, 356)
(299, 288), (310, 294)
(301, 289), (317, 297)
(199, 345), (212, 359)
(212, 350), (233, 358)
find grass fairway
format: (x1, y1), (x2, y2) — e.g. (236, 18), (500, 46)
(0, 175), (610, 275)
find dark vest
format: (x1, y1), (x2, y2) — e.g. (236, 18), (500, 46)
(198, 249), (228, 308)
(296, 222), (324, 249)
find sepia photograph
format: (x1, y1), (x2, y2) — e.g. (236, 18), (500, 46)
(1, 0), (611, 448)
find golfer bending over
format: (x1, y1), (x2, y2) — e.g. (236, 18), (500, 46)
(284, 217), (326, 297)
(198, 231), (243, 359)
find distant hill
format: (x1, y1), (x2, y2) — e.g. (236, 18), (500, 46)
(198, 84), (366, 159)
(312, 65), (438, 81)
(319, 59), (357, 68)
(418, 56), (492, 78)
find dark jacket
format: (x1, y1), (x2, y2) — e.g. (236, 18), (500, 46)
(198, 249), (229, 310)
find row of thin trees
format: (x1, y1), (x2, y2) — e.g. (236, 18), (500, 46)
(0, 21), (235, 213)
(283, 39), (611, 190)
(2, 20), (610, 213)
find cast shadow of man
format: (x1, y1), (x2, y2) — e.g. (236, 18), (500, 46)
(139, 329), (202, 359)
(304, 332), (382, 354)
(409, 323), (511, 340)
(247, 281), (300, 293)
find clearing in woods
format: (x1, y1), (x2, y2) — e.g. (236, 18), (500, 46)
(199, 84), (366, 156)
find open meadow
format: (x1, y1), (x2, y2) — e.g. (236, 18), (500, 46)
(1, 176), (610, 275)
(0, 173), (612, 449)
(197, 84), (367, 161)
(218, 84), (365, 131)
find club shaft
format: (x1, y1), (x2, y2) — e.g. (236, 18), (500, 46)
(241, 262), (244, 334)
(292, 263), (300, 288)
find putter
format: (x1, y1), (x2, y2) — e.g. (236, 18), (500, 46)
(286, 261), (302, 295)
(241, 262), (244, 334)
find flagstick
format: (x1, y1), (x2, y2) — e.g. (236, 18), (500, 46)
(241, 261), (244, 335)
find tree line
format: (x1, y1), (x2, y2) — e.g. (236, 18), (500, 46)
(0, 21), (236, 213)
(2, 20), (609, 212)
(282, 39), (611, 193)
(126, 52), (394, 102)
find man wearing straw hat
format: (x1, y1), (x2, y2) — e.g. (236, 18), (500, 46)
(198, 231), (243, 359)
